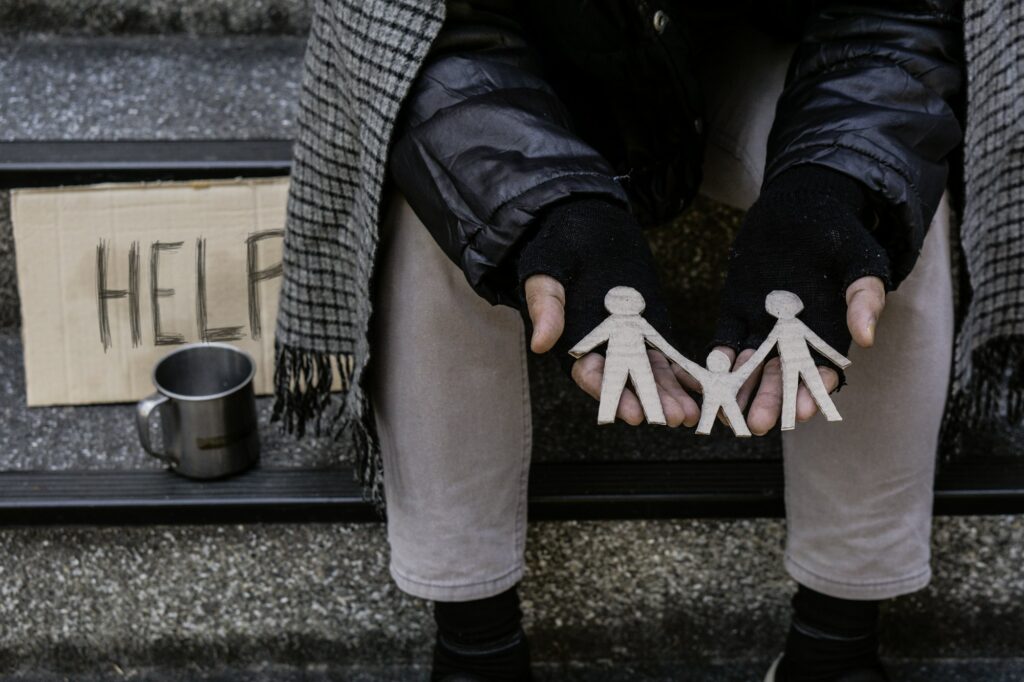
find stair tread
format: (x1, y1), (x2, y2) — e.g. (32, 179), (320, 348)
(0, 303), (778, 473)
(0, 330), (340, 472)
(0, 0), (312, 37)
(0, 35), (304, 142)
(4, 660), (1024, 682)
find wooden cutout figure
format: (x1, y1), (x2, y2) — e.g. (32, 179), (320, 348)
(762, 290), (852, 431)
(569, 286), (673, 425)
(663, 347), (773, 437)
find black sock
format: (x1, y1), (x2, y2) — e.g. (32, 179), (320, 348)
(778, 585), (886, 681)
(431, 586), (531, 681)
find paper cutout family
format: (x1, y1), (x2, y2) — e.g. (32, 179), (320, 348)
(569, 286), (851, 436)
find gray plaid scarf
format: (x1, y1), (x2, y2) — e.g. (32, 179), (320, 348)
(273, 0), (1024, 506)
(272, 0), (445, 508)
(940, 0), (1024, 459)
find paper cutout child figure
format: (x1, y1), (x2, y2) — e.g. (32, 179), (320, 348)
(761, 290), (852, 431)
(663, 347), (772, 438)
(568, 286), (675, 426)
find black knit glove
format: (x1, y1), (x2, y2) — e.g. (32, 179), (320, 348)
(712, 166), (891, 365)
(516, 198), (671, 373)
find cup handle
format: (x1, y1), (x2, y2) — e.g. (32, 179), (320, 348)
(136, 393), (175, 465)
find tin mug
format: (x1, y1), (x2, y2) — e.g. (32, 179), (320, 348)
(135, 343), (260, 479)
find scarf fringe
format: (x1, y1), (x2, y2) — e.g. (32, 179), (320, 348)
(271, 341), (386, 514)
(941, 336), (1024, 461)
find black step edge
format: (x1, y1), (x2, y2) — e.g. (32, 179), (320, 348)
(0, 459), (1022, 526)
(0, 140), (293, 187)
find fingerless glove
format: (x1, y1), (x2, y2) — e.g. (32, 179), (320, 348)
(712, 166), (891, 359)
(516, 198), (671, 372)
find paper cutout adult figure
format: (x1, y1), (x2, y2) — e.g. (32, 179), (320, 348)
(761, 290), (852, 431)
(568, 286), (675, 425)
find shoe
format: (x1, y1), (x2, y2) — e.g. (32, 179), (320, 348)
(764, 654), (890, 682)
(431, 627), (532, 681)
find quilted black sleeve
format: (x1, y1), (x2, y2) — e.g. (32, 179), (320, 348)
(388, 0), (628, 306)
(764, 0), (964, 287)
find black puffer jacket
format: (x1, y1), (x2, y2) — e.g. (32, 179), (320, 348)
(389, 0), (963, 306)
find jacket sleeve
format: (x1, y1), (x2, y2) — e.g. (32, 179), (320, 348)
(387, 0), (629, 306)
(764, 0), (964, 286)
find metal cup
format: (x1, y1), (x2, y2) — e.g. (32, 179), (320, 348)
(136, 343), (260, 479)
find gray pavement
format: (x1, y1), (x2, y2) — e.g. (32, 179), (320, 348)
(0, 0), (313, 36)
(0, 518), (1022, 674)
(0, 329), (338, 470)
(0, 325), (775, 471)
(4, 659), (1024, 681)
(0, 193), (15, 328)
(0, 36), (303, 141)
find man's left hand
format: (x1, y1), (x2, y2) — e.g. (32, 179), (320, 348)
(709, 166), (893, 434)
(703, 275), (885, 434)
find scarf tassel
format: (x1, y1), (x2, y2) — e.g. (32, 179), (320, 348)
(271, 341), (386, 513)
(941, 336), (1024, 461)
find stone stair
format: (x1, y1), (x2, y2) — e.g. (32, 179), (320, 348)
(1, 4), (1023, 680)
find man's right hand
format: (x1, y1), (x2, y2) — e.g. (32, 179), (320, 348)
(523, 273), (700, 427)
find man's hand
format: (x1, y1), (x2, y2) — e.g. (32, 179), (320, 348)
(710, 275), (885, 434)
(711, 166), (893, 434)
(524, 274), (701, 427)
(515, 197), (689, 425)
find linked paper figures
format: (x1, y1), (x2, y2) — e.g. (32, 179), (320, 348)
(568, 286), (679, 426)
(572, 287), (851, 435)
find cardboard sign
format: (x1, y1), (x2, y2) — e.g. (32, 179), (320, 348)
(12, 178), (289, 406)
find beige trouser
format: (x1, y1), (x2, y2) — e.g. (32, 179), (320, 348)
(369, 26), (953, 602)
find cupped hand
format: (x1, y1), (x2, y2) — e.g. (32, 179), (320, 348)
(716, 275), (885, 435)
(524, 274), (700, 427)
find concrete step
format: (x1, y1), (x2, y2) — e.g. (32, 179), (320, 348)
(0, 329), (339, 470)
(0, 0), (312, 37)
(0, 193), (14, 329)
(0, 325), (775, 474)
(4, 659), (1024, 681)
(0, 35), (303, 142)
(0, 519), (1021, 674)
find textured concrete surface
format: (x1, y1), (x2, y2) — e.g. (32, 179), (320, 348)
(4, 660), (1024, 681)
(0, 331), (337, 470)
(0, 36), (302, 141)
(0, 323), (771, 470)
(0, 193), (15, 329)
(0, 0), (312, 36)
(0, 517), (1021, 673)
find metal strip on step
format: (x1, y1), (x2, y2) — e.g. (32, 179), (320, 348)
(1, 459), (1023, 526)
(0, 139), (293, 187)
